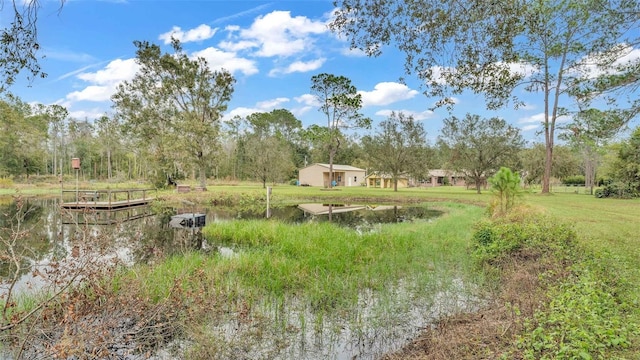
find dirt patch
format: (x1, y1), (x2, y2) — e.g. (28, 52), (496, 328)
(382, 248), (566, 360)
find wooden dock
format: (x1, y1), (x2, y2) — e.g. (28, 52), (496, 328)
(60, 188), (156, 210)
(61, 205), (155, 225)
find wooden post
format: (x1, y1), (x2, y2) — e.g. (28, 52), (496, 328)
(266, 186), (272, 218)
(72, 158), (80, 203)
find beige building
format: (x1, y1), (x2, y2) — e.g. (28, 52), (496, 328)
(422, 169), (467, 187)
(298, 163), (366, 187)
(365, 173), (409, 189)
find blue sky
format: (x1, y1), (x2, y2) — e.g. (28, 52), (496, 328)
(8, 0), (640, 143)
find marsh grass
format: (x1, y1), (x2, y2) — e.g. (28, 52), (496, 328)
(98, 201), (484, 358)
(199, 203), (484, 310)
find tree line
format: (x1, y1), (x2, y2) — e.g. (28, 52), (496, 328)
(2, 78), (637, 195)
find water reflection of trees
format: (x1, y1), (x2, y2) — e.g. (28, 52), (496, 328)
(0, 198), (52, 280)
(1, 199), (445, 281)
(124, 208), (206, 264)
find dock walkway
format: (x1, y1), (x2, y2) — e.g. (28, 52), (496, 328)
(60, 188), (156, 210)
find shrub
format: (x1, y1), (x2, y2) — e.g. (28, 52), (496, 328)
(594, 182), (638, 199)
(561, 175), (585, 186)
(472, 207), (575, 265)
(0, 177), (14, 188)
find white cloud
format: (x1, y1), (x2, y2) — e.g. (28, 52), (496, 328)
(53, 98), (73, 108)
(65, 46), (258, 106)
(518, 113), (545, 124)
(224, 107), (260, 121)
(66, 58), (139, 102)
(359, 82), (420, 107)
(55, 60), (110, 82)
(68, 108), (109, 120)
(502, 61), (538, 78)
(522, 124), (539, 132)
(237, 10), (328, 57)
(76, 58), (138, 85)
(269, 58), (326, 76)
(518, 112), (571, 131)
(290, 93), (324, 118)
(256, 97), (289, 109)
(67, 85), (115, 102)
(294, 93), (321, 107)
(218, 40), (257, 52)
(291, 106), (314, 118)
(574, 44), (640, 79)
(224, 97), (291, 121)
(374, 109), (435, 121)
(192, 47), (259, 76)
(159, 24), (217, 44)
(428, 66), (456, 85)
(340, 47), (366, 57)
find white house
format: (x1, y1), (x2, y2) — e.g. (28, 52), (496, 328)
(298, 163), (366, 187)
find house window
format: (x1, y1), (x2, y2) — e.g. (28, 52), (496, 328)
(337, 175), (342, 182)
(354, 176), (357, 182)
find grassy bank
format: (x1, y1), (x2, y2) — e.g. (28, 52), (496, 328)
(527, 193), (640, 358)
(384, 203), (639, 359)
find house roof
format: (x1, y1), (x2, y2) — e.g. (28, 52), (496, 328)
(365, 172), (408, 179)
(303, 163), (366, 172)
(363, 169), (465, 178)
(429, 169), (465, 177)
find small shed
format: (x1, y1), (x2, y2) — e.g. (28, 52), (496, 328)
(365, 173), (409, 189)
(298, 163), (365, 187)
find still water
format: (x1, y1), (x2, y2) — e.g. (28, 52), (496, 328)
(0, 197), (443, 275)
(0, 196), (478, 360)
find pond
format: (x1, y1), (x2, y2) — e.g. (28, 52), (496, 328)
(0, 197), (444, 279)
(0, 196), (479, 360)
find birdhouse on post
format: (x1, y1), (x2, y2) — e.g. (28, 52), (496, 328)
(71, 158), (81, 170)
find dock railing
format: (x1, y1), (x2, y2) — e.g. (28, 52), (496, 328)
(61, 188), (156, 209)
